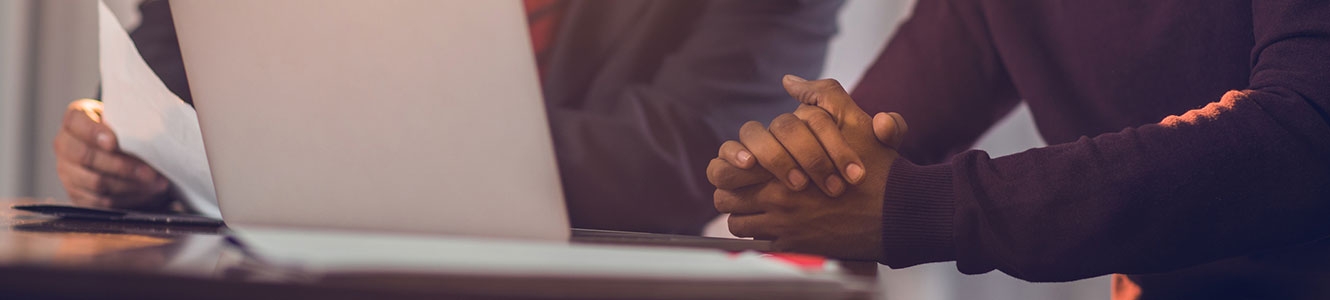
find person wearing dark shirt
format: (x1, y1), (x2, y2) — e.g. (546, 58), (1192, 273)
(708, 0), (1330, 298)
(52, 0), (844, 235)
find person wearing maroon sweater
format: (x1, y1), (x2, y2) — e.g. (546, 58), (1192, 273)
(708, 0), (1330, 298)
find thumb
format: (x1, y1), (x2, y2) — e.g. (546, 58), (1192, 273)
(782, 75), (867, 125)
(873, 112), (908, 149)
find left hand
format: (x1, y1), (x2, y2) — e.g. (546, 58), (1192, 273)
(53, 99), (172, 209)
(709, 75), (907, 260)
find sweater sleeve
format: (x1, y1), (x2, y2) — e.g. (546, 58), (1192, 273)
(849, 0), (1021, 165)
(879, 0), (1330, 282)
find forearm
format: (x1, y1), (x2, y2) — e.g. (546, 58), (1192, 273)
(875, 0), (1330, 282)
(882, 88), (1330, 282)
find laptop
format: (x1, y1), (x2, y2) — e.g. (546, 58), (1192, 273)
(164, 0), (764, 250)
(170, 0), (568, 241)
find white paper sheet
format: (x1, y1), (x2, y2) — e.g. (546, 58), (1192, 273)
(97, 0), (220, 218)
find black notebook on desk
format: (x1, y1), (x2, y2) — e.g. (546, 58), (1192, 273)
(13, 204), (224, 226)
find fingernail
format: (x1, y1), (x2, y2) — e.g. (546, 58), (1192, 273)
(736, 151), (752, 166)
(782, 169), (803, 188)
(97, 133), (114, 150)
(826, 174), (845, 195)
(846, 164), (864, 183)
(787, 170), (807, 190)
(136, 165), (156, 182)
(784, 74), (807, 82)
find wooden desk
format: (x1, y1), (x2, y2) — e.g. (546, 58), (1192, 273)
(0, 198), (878, 299)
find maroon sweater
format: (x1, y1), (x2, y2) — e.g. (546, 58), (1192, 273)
(853, 0), (1330, 293)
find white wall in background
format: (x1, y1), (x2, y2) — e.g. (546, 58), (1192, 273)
(820, 0), (910, 88)
(0, 0), (36, 198)
(1, 0), (140, 200)
(27, 0), (102, 201)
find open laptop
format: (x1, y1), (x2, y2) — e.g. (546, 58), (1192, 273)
(164, 0), (763, 250)
(172, 0), (567, 241)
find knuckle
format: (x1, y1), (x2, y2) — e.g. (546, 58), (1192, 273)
(830, 149), (858, 165)
(706, 159), (720, 176)
(764, 152), (794, 169)
(712, 190), (726, 211)
(768, 114), (800, 133)
(62, 108), (82, 128)
(846, 112), (872, 125)
(82, 120), (101, 141)
(706, 159), (727, 186)
(79, 145), (96, 166)
(768, 199), (795, 212)
(718, 140), (739, 157)
(100, 155), (127, 175)
(759, 192), (787, 210)
(739, 121), (765, 140)
(802, 154), (834, 173)
(727, 218), (752, 237)
(116, 159), (138, 178)
(740, 120), (764, 132)
(87, 175), (108, 194)
(814, 79), (844, 92)
(798, 89), (821, 104)
(890, 113), (909, 133)
(770, 116), (807, 137)
(792, 106), (813, 118)
(765, 191), (801, 212)
(805, 113), (837, 132)
(713, 189), (738, 212)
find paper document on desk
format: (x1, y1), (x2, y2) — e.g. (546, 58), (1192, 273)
(97, 0), (221, 218)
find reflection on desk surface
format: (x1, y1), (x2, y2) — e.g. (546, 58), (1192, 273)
(0, 198), (878, 299)
(0, 198), (229, 275)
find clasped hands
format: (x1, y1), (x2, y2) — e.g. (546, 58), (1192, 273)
(708, 75), (907, 261)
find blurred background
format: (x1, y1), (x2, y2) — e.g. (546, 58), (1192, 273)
(0, 0), (1103, 298)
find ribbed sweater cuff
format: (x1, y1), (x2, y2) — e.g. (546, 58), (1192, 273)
(881, 158), (956, 268)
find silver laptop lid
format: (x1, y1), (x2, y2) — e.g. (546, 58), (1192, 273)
(171, 0), (569, 241)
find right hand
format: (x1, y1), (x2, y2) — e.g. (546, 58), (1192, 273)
(707, 76), (908, 197)
(707, 76), (906, 259)
(52, 99), (171, 209)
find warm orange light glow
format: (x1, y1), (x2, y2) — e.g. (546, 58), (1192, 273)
(70, 98), (106, 123)
(1111, 274), (1142, 300)
(1159, 91), (1242, 128)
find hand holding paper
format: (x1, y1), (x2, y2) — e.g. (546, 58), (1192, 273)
(53, 99), (172, 209)
(61, 0), (222, 217)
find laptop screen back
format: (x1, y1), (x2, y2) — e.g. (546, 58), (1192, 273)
(170, 0), (569, 241)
